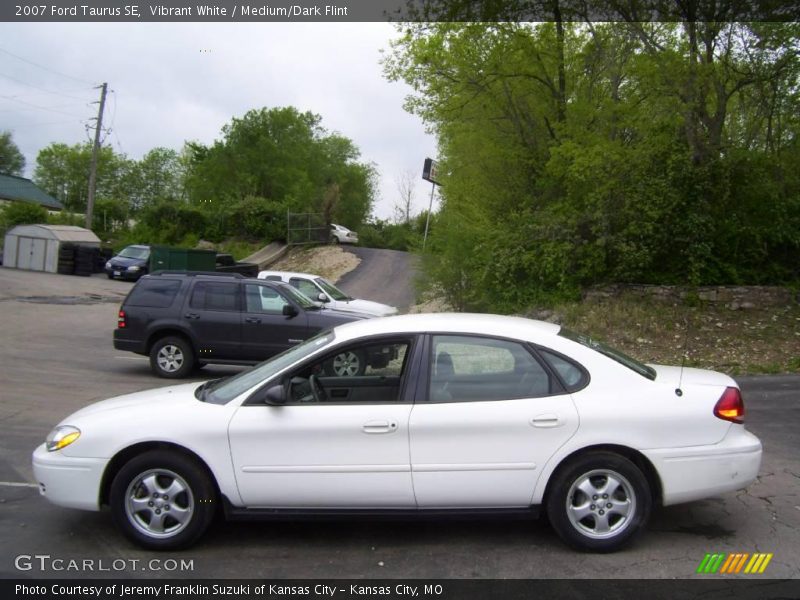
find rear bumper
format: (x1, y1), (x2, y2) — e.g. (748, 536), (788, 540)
(644, 427), (762, 506)
(113, 330), (146, 354)
(32, 444), (107, 511)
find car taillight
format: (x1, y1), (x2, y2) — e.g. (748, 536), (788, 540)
(118, 309), (127, 329)
(714, 387), (744, 423)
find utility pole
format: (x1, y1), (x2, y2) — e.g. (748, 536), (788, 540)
(85, 82), (107, 230)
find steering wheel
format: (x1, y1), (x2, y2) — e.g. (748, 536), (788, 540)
(309, 374), (328, 403)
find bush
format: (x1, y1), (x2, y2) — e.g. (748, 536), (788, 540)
(1, 201), (48, 229)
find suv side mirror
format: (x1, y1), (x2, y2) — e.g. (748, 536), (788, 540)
(282, 304), (298, 317)
(317, 293), (329, 303)
(263, 384), (287, 406)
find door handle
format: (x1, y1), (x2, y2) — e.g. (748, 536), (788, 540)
(184, 312), (200, 320)
(362, 420), (398, 434)
(531, 414), (561, 428)
(245, 317), (261, 324)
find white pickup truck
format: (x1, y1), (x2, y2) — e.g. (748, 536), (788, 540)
(257, 270), (399, 317)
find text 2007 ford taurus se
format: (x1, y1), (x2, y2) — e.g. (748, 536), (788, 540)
(33, 313), (761, 552)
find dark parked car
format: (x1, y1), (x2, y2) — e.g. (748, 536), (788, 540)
(113, 271), (379, 378)
(105, 245), (150, 280)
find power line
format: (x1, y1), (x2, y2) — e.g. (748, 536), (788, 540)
(0, 47), (96, 86)
(0, 71), (95, 102)
(0, 94), (88, 118)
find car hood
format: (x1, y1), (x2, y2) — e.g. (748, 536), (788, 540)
(61, 382), (202, 424)
(108, 255), (148, 268)
(334, 298), (398, 317)
(649, 364), (736, 388)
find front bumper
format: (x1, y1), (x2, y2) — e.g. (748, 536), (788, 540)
(644, 427), (762, 506)
(32, 444), (108, 511)
(105, 266), (143, 280)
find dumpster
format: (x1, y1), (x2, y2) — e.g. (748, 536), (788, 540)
(149, 245), (217, 273)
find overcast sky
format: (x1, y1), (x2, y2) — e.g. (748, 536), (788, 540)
(0, 22), (439, 220)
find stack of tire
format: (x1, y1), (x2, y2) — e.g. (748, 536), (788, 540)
(96, 248), (113, 273)
(73, 246), (97, 277)
(57, 243), (76, 275)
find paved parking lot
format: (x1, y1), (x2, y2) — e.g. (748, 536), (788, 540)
(0, 267), (798, 579)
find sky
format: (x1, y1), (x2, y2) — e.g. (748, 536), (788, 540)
(0, 22), (439, 220)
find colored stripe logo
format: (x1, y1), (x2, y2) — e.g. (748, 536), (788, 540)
(696, 553), (773, 574)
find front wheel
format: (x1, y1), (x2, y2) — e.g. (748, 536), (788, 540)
(150, 336), (194, 378)
(109, 451), (216, 550)
(546, 452), (651, 552)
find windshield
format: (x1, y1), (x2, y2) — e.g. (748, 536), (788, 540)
(559, 328), (656, 380)
(315, 277), (350, 301)
(204, 330), (335, 404)
(279, 283), (319, 310)
(118, 246), (149, 260)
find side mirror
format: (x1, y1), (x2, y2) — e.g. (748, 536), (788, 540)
(317, 293), (329, 303)
(282, 304), (298, 317)
(263, 384), (287, 406)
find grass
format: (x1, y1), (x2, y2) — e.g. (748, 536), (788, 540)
(549, 293), (800, 376)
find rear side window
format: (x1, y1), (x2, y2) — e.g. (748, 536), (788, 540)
(538, 348), (588, 392)
(125, 278), (181, 308)
(190, 282), (239, 311)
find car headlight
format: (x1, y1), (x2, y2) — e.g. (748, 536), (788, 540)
(127, 265), (140, 272)
(105, 261), (112, 269)
(45, 426), (81, 452)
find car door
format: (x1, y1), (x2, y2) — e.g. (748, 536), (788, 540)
(409, 334), (580, 508)
(228, 336), (419, 508)
(184, 280), (242, 359)
(240, 283), (310, 360)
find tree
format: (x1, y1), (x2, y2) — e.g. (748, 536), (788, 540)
(184, 107), (375, 230)
(393, 170), (417, 225)
(385, 20), (800, 310)
(0, 131), (25, 176)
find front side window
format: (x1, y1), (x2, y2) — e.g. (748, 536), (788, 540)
(245, 284), (289, 314)
(286, 339), (411, 404)
(429, 335), (552, 402)
(289, 277), (321, 300)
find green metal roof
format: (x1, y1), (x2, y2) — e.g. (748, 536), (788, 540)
(0, 174), (64, 210)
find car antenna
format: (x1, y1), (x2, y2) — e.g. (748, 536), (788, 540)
(675, 314), (690, 397)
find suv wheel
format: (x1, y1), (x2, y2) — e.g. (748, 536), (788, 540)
(546, 452), (651, 552)
(325, 350), (366, 377)
(150, 336), (194, 378)
(110, 450), (216, 550)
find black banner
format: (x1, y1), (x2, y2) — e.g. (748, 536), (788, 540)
(4, 579), (800, 600)
(3, 0), (800, 23)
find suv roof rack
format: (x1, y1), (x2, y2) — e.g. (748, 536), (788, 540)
(149, 270), (245, 279)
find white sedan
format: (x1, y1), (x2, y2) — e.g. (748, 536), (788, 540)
(33, 314), (761, 552)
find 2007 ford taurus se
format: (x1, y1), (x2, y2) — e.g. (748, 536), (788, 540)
(33, 313), (761, 552)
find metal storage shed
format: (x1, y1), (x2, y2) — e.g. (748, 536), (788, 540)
(3, 224), (100, 273)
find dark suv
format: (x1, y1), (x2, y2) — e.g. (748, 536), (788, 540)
(113, 272), (376, 378)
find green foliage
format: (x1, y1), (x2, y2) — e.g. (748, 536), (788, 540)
(0, 131), (25, 176)
(358, 218), (423, 252)
(387, 22), (800, 312)
(0, 201), (48, 229)
(184, 107), (374, 230)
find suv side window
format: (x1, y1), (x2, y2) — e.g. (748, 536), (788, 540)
(244, 284), (289, 314)
(125, 278), (181, 308)
(429, 335), (552, 402)
(189, 281), (239, 311)
(289, 277), (320, 299)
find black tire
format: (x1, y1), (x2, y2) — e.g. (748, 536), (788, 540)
(107, 272), (114, 279)
(330, 235), (339, 245)
(324, 349), (367, 377)
(546, 451), (651, 552)
(109, 450), (216, 550)
(149, 336), (195, 378)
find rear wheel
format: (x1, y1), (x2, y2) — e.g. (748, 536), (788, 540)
(546, 452), (651, 552)
(110, 451), (216, 550)
(149, 336), (194, 378)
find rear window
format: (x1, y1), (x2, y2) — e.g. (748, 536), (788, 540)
(125, 278), (181, 308)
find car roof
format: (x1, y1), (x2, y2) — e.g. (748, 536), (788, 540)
(332, 313), (560, 343)
(259, 270), (322, 280)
